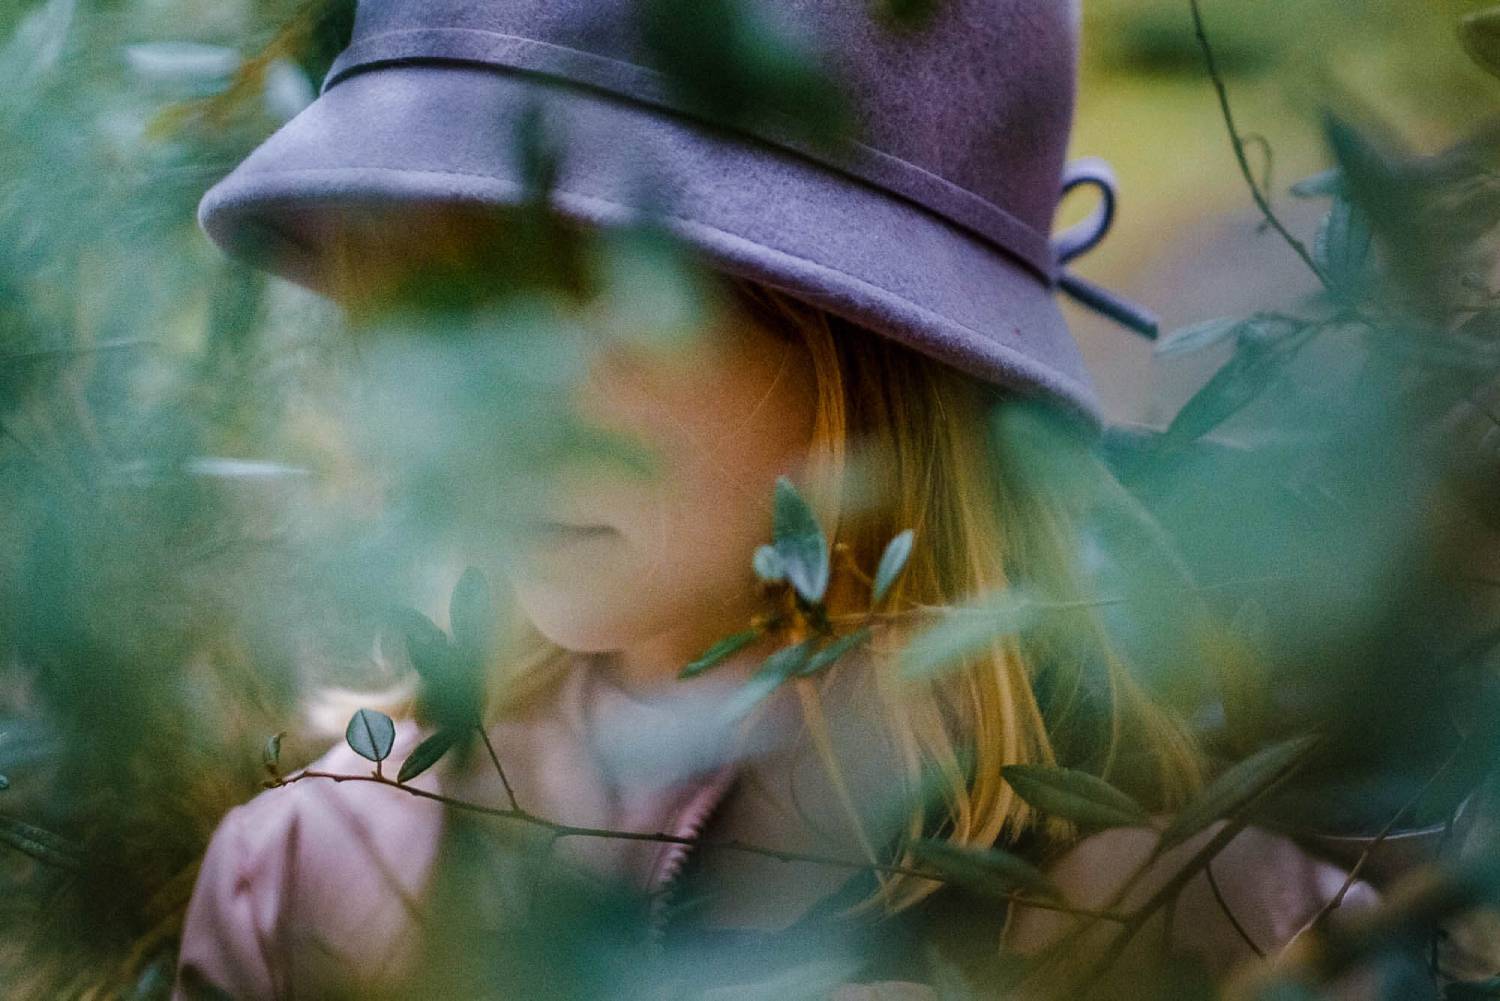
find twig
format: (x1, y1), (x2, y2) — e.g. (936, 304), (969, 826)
(1083, 815), (1257, 988)
(1299, 744), (1463, 938)
(1189, 0), (1330, 289)
(1075, 737), (1319, 988)
(477, 725), (521, 813)
(1206, 857), (1265, 958)
(274, 768), (1129, 923)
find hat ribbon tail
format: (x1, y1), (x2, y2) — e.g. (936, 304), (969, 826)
(1052, 157), (1160, 340)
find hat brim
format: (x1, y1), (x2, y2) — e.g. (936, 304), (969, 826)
(198, 62), (1101, 423)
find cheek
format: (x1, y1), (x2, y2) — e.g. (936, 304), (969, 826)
(642, 341), (818, 572)
(507, 337), (818, 653)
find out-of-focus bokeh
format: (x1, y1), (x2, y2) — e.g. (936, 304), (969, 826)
(1068, 0), (1500, 421)
(3, 0), (1499, 998)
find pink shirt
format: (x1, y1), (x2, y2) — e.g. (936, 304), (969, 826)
(173, 654), (1392, 999)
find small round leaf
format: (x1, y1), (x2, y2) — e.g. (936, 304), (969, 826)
(752, 544), (785, 582)
(346, 708), (397, 764)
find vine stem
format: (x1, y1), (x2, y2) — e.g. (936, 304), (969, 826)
(1073, 737), (1322, 990)
(1188, 0), (1331, 290)
(476, 725), (521, 813)
(273, 768), (1129, 924)
(1292, 743), (1464, 945)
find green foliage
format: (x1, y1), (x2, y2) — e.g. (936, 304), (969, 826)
(393, 568), (493, 731)
(1158, 735), (1319, 850)
(1000, 765), (1152, 830)
(262, 731), (285, 780)
(898, 589), (1040, 681)
(680, 629), (761, 679)
(719, 638), (818, 721)
(397, 727), (460, 784)
(0, 0), (1497, 997)
(771, 475), (831, 604)
(752, 544), (786, 583)
(345, 708), (396, 764)
(1312, 196), (1376, 302)
(909, 839), (1060, 902)
(871, 528), (914, 605)
(797, 626), (872, 678)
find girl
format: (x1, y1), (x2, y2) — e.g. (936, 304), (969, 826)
(172, 1), (1375, 997)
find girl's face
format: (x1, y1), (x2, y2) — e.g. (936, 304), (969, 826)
(509, 282), (819, 681)
(334, 206), (821, 681)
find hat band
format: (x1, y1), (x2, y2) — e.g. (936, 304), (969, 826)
(321, 27), (1059, 284)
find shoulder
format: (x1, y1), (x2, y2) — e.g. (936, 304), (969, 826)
(174, 719), (445, 1000)
(1004, 821), (1381, 979)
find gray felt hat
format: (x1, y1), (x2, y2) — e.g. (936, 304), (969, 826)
(197, 0), (1155, 425)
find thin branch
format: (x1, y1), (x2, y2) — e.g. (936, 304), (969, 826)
(274, 768), (1129, 923)
(1076, 738), (1319, 988)
(1189, 0), (1330, 289)
(1085, 816), (1257, 987)
(1299, 744), (1463, 938)
(1206, 857), (1265, 958)
(477, 724), (521, 813)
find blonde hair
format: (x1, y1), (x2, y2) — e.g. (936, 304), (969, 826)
(316, 207), (1204, 916)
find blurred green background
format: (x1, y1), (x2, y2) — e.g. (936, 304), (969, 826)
(1066, 0), (1500, 421)
(2, 1), (1498, 996)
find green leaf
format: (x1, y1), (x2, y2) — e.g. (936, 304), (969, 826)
(1289, 168), (1343, 199)
(1462, 8), (1500, 79)
(899, 590), (1039, 681)
(680, 628), (761, 679)
(396, 607), (479, 728)
(872, 529), (914, 604)
(1163, 323), (1314, 446)
(397, 607), (452, 678)
(262, 731), (285, 777)
(1154, 316), (1245, 359)
(1001, 765), (1150, 829)
(772, 476), (830, 603)
(1314, 197), (1375, 300)
(720, 639), (816, 720)
(449, 566), (495, 668)
(1158, 735), (1319, 851)
(0, 814), (83, 871)
(397, 728), (459, 783)
(752, 544), (785, 582)
(796, 627), (871, 677)
(909, 839), (1059, 901)
(346, 708), (397, 764)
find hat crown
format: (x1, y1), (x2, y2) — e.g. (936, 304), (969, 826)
(339, 0), (1079, 238)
